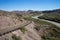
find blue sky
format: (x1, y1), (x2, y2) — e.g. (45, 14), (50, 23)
(0, 0), (60, 11)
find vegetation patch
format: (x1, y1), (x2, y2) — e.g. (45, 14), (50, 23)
(12, 34), (22, 40)
(32, 18), (60, 40)
(38, 14), (60, 23)
(21, 14), (60, 40)
(19, 27), (27, 34)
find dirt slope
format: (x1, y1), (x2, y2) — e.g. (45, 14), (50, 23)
(0, 12), (41, 40)
(0, 22), (41, 40)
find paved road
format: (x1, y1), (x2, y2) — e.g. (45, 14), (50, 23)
(32, 14), (44, 19)
(32, 14), (60, 27)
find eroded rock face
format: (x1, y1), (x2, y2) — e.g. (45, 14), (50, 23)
(0, 13), (41, 40)
(12, 22), (41, 40)
(0, 22), (41, 40)
(0, 16), (21, 30)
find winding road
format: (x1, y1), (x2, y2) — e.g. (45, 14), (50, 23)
(32, 14), (60, 27)
(0, 14), (60, 37)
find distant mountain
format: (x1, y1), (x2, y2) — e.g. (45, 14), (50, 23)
(0, 9), (60, 14)
(12, 10), (41, 14)
(12, 9), (60, 14)
(42, 9), (60, 14)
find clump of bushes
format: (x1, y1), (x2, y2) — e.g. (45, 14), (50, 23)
(23, 17), (33, 21)
(33, 18), (60, 40)
(41, 25), (60, 40)
(41, 35), (58, 40)
(20, 27), (27, 34)
(12, 34), (22, 40)
(34, 25), (41, 31)
(5, 38), (9, 40)
(16, 14), (23, 20)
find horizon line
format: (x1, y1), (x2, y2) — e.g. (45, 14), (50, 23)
(0, 8), (60, 12)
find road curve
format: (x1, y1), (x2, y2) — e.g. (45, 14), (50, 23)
(32, 14), (60, 27)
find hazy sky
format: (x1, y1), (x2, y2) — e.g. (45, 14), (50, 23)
(0, 0), (60, 11)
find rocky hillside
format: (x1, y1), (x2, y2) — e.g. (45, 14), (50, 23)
(0, 10), (60, 40)
(0, 10), (41, 40)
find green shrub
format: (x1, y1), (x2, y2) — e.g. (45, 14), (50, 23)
(41, 25), (60, 40)
(16, 14), (22, 20)
(12, 34), (22, 40)
(5, 38), (9, 40)
(41, 35), (58, 40)
(20, 27), (26, 34)
(34, 25), (40, 31)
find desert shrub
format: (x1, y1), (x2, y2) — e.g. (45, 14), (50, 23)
(41, 35), (58, 40)
(16, 14), (22, 20)
(33, 18), (60, 40)
(5, 38), (9, 40)
(12, 34), (22, 40)
(41, 25), (60, 40)
(23, 17), (33, 21)
(20, 27), (26, 34)
(16, 14), (22, 17)
(34, 25), (41, 31)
